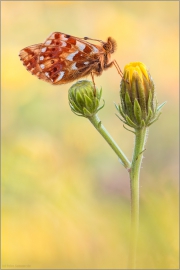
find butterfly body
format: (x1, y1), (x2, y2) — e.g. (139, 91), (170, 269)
(19, 32), (120, 85)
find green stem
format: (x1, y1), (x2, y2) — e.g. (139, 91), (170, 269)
(128, 127), (148, 269)
(89, 114), (131, 169)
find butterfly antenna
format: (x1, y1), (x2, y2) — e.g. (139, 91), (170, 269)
(83, 37), (105, 44)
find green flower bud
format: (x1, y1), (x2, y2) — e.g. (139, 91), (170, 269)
(116, 62), (166, 129)
(68, 80), (104, 117)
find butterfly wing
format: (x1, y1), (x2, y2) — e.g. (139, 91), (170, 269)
(19, 43), (54, 82)
(19, 32), (104, 84)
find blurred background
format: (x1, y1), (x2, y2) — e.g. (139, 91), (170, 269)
(2, 1), (179, 269)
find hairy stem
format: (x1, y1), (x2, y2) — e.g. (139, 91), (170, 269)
(128, 127), (148, 268)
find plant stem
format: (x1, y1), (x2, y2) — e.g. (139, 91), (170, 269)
(89, 114), (131, 169)
(128, 127), (148, 269)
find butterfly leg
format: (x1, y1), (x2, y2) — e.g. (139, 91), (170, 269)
(112, 60), (124, 77)
(105, 60), (129, 83)
(105, 60), (123, 77)
(90, 72), (97, 96)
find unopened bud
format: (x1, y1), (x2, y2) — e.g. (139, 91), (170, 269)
(68, 80), (104, 117)
(116, 62), (166, 129)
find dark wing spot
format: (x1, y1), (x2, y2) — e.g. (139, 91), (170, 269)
(63, 42), (71, 49)
(55, 33), (60, 39)
(73, 51), (86, 61)
(67, 37), (76, 45)
(76, 62), (88, 68)
(84, 45), (92, 54)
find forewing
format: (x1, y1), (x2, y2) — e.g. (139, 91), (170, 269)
(19, 32), (104, 84)
(38, 32), (104, 84)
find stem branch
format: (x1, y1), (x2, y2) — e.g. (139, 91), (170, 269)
(89, 114), (131, 169)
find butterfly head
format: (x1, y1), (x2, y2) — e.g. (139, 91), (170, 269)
(103, 37), (117, 54)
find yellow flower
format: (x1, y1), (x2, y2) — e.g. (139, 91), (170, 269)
(124, 62), (149, 85)
(116, 62), (166, 129)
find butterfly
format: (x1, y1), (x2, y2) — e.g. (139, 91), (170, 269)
(19, 32), (123, 87)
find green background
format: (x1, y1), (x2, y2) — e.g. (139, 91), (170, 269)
(2, 1), (179, 269)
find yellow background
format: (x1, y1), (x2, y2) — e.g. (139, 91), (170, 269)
(2, 1), (179, 269)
